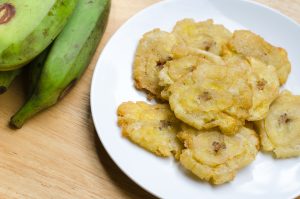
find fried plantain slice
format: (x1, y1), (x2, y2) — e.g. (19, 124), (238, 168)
(133, 29), (180, 99)
(256, 90), (300, 158)
(159, 46), (225, 100)
(168, 62), (252, 135)
(117, 101), (182, 158)
(178, 125), (259, 185)
(223, 49), (280, 121)
(172, 19), (232, 55)
(158, 55), (206, 100)
(247, 58), (280, 121)
(228, 30), (291, 85)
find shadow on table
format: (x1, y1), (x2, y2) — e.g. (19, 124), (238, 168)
(89, 117), (157, 199)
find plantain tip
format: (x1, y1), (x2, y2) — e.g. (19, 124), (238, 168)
(0, 86), (7, 94)
(9, 117), (23, 129)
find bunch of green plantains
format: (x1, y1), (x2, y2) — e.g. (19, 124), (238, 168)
(0, 0), (110, 128)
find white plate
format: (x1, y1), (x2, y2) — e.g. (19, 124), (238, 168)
(90, 0), (300, 198)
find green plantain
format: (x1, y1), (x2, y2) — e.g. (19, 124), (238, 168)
(10, 0), (110, 128)
(0, 0), (77, 71)
(0, 68), (21, 94)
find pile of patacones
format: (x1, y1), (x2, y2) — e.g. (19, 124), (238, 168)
(117, 19), (300, 185)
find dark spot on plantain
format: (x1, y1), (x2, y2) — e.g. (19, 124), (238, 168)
(61, 0), (66, 6)
(156, 56), (172, 69)
(212, 141), (226, 153)
(278, 113), (291, 125)
(256, 79), (267, 90)
(43, 29), (49, 37)
(198, 91), (212, 101)
(159, 120), (172, 130)
(0, 86), (7, 94)
(59, 78), (78, 100)
(203, 41), (216, 51)
(0, 3), (16, 25)
(48, 10), (54, 16)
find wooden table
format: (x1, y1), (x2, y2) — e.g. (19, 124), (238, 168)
(0, 0), (299, 198)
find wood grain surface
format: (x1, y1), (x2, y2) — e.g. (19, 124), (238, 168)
(0, 0), (299, 198)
